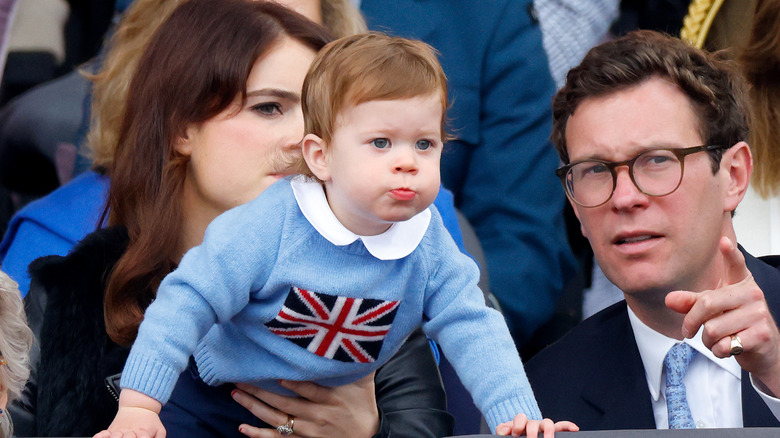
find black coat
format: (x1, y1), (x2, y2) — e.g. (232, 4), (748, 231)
(10, 226), (454, 437)
(526, 250), (780, 430)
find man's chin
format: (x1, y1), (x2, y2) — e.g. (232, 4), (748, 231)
(602, 266), (670, 296)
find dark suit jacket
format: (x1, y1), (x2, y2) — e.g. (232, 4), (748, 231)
(526, 250), (780, 430)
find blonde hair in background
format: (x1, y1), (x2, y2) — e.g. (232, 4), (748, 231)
(680, 0), (724, 49)
(321, 0), (366, 38)
(86, 0), (366, 170)
(86, 0), (186, 169)
(299, 32), (449, 178)
(739, 0), (780, 198)
(0, 271), (33, 403)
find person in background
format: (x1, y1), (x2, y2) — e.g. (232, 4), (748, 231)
(0, 270), (33, 438)
(526, 29), (780, 429)
(534, 0), (619, 89)
(735, 0), (780, 255)
(9, 1), (456, 437)
(679, 0), (780, 257)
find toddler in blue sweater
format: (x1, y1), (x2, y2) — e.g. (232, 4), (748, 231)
(99, 33), (576, 437)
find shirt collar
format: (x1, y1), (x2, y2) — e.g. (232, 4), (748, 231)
(291, 175), (431, 260)
(627, 305), (742, 402)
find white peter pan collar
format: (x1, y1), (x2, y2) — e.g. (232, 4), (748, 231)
(290, 175), (431, 260)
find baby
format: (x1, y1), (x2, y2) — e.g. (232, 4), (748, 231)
(99, 32), (575, 437)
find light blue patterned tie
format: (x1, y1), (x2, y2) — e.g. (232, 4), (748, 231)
(664, 343), (696, 429)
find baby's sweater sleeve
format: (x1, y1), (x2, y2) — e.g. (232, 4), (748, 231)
(120, 184), (290, 403)
(421, 209), (542, 432)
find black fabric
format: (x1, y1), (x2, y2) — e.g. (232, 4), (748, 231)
(10, 226), (130, 436)
(9, 226), (453, 437)
(373, 329), (454, 438)
(160, 359), (267, 437)
(526, 249), (780, 430)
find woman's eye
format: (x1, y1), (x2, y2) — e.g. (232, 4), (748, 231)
(416, 139), (432, 150)
(371, 138), (390, 149)
(252, 102), (282, 115)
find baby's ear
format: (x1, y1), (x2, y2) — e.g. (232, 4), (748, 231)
(302, 133), (331, 182)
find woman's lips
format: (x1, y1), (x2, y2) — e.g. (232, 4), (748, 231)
(390, 188), (416, 201)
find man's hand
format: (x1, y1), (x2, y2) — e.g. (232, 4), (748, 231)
(666, 236), (780, 396)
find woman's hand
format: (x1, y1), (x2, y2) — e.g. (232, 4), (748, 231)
(231, 372), (379, 438)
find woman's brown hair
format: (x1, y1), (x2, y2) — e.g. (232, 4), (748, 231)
(740, 0), (780, 197)
(105, 0), (331, 346)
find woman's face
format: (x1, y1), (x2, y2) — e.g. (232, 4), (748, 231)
(177, 36), (317, 218)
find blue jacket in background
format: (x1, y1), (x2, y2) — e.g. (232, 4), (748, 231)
(0, 170), (109, 295)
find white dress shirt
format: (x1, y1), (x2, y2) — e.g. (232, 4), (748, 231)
(628, 306), (780, 428)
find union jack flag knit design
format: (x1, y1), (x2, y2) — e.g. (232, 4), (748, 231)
(265, 287), (400, 363)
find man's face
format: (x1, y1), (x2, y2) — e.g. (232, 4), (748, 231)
(566, 77), (731, 301)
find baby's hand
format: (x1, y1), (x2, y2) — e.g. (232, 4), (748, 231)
(93, 406), (166, 438)
(496, 413), (579, 437)
(94, 389), (166, 438)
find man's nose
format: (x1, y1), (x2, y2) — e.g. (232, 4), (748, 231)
(610, 167), (648, 209)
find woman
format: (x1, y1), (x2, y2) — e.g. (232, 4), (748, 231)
(11, 1), (455, 437)
(0, 270), (33, 438)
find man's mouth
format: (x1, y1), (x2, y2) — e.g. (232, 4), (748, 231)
(616, 235), (656, 245)
(613, 234), (661, 245)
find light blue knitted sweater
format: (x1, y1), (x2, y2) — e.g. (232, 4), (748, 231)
(121, 177), (541, 430)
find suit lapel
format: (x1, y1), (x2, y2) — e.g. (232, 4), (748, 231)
(741, 250), (780, 427)
(741, 369), (780, 427)
(580, 304), (657, 429)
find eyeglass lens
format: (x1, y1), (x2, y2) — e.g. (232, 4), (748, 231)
(565, 149), (684, 207)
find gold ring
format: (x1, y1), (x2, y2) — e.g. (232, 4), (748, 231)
(730, 334), (744, 356)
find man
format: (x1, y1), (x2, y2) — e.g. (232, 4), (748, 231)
(526, 30), (780, 429)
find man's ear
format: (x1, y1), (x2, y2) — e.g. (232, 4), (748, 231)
(175, 125), (196, 156)
(302, 133), (331, 182)
(722, 141), (752, 213)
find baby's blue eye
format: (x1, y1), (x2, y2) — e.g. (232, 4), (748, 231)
(416, 139), (432, 150)
(372, 138), (390, 149)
